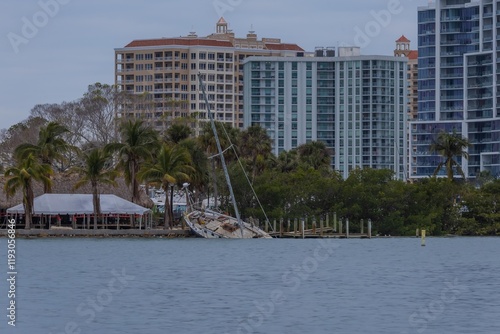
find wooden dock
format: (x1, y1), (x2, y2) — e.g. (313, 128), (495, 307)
(264, 216), (372, 239)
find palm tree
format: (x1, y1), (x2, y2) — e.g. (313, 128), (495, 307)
(106, 119), (159, 204)
(165, 122), (192, 144)
(275, 149), (299, 173)
(138, 144), (193, 228)
(14, 121), (75, 193)
(198, 121), (239, 208)
(297, 141), (332, 171)
(178, 138), (209, 202)
(4, 154), (52, 229)
(239, 125), (272, 183)
(73, 148), (118, 229)
(430, 131), (470, 181)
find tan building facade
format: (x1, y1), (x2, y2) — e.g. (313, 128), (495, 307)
(394, 35), (418, 181)
(394, 35), (418, 121)
(114, 18), (304, 134)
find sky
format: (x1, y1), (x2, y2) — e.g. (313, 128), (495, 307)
(0, 0), (426, 131)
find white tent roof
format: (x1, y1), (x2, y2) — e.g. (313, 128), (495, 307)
(7, 194), (151, 215)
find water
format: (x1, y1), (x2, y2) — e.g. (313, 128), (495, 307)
(0, 237), (499, 334)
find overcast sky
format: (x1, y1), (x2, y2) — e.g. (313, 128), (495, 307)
(0, 0), (426, 131)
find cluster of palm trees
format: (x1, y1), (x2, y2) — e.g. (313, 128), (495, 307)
(3, 120), (196, 229)
(3, 116), (472, 230)
(2, 118), (285, 229)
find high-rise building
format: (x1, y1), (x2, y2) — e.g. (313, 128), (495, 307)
(394, 35), (418, 120)
(411, 0), (500, 179)
(243, 47), (408, 180)
(114, 18), (304, 134)
(395, 35), (418, 180)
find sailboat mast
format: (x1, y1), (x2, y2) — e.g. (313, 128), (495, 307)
(198, 74), (244, 230)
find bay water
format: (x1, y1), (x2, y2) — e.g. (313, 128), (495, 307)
(1, 237), (499, 334)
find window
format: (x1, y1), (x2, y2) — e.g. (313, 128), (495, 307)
(191, 53), (197, 60)
(145, 54), (153, 60)
(135, 54), (144, 61)
(135, 64), (144, 71)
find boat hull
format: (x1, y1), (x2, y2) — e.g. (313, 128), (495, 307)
(184, 210), (272, 239)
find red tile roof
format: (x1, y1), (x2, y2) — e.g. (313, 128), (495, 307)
(124, 38), (233, 48)
(396, 35), (410, 43)
(407, 50), (418, 60)
(264, 43), (304, 51)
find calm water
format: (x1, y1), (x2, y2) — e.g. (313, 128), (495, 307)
(0, 237), (499, 334)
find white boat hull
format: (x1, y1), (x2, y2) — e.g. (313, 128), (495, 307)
(184, 209), (272, 239)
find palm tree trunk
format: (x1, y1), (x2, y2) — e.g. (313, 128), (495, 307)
(131, 161), (139, 204)
(170, 185), (175, 227)
(24, 184), (34, 229)
(92, 182), (100, 230)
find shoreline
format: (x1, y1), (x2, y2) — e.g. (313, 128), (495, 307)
(0, 228), (192, 238)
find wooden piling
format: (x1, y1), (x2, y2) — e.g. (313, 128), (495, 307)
(280, 218), (283, 238)
(301, 219), (305, 239)
(361, 219), (364, 234)
(320, 219), (324, 237)
(339, 219), (343, 235)
(334, 212), (337, 232)
(312, 219), (316, 234)
(273, 219), (276, 233)
(294, 219), (298, 238)
(346, 218), (349, 238)
(368, 219), (372, 238)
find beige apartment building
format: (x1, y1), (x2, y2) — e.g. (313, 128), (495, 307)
(114, 18), (304, 134)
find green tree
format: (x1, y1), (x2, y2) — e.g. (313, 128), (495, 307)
(198, 121), (240, 208)
(239, 125), (272, 183)
(4, 154), (52, 229)
(178, 138), (208, 202)
(165, 121), (192, 144)
(297, 141), (332, 171)
(73, 148), (118, 229)
(138, 144), (193, 228)
(14, 121), (75, 192)
(430, 131), (470, 180)
(106, 119), (159, 204)
(273, 150), (299, 173)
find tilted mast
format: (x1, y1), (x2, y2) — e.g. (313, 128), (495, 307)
(198, 74), (244, 233)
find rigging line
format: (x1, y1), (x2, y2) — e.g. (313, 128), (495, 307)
(207, 145), (234, 160)
(198, 73), (244, 238)
(203, 81), (274, 234)
(216, 132), (274, 233)
(230, 146), (275, 233)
